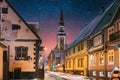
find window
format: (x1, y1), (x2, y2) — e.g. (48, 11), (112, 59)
(78, 45), (80, 51)
(69, 61), (71, 68)
(66, 62), (68, 68)
(81, 43), (84, 50)
(2, 8), (8, 14)
(60, 38), (64, 50)
(108, 50), (114, 65)
(94, 35), (102, 46)
(12, 24), (21, 30)
(92, 54), (96, 66)
(78, 58), (84, 67)
(65, 51), (68, 57)
(93, 71), (96, 76)
(118, 22), (120, 31)
(99, 52), (104, 65)
(69, 50), (71, 55)
(73, 47), (75, 53)
(99, 71), (104, 76)
(15, 46), (28, 60)
(108, 26), (114, 41)
(108, 72), (112, 77)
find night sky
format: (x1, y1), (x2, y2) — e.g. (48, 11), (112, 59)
(8, 0), (114, 57)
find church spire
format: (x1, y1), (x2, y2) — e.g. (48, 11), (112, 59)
(59, 10), (64, 26)
(58, 10), (66, 36)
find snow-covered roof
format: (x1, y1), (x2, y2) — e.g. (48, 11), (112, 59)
(66, 0), (120, 50)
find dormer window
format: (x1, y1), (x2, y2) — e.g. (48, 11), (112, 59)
(2, 8), (8, 14)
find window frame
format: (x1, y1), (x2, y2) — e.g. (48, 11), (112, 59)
(108, 50), (114, 65)
(15, 46), (28, 60)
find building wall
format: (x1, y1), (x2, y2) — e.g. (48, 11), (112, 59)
(0, 1), (41, 79)
(88, 16), (120, 79)
(9, 42), (36, 72)
(0, 47), (3, 80)
(65, 40), (88, 75)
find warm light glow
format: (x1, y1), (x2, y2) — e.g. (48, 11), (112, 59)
(44, 47), (47, 51)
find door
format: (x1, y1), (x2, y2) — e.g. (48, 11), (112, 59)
(14, 68), (21, 79)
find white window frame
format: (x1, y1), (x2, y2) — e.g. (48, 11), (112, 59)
(92, 54), (96, 66)
(94, 35), (102, 47)
(99, 71), (104, 76)
(93, 71), (96, 76)
(99, 52), (104, 65)
(108, 50), (114, 65)
(108, 72), (112, 77)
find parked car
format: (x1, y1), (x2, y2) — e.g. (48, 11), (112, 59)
(111, 69), (120, 80)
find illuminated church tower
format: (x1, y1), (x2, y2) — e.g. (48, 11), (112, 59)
(57, 10), (66, 50)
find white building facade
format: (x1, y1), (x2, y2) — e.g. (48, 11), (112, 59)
(0, 0), (42, 79)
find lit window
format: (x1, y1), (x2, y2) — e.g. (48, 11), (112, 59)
(15, 46), (28, 60)
(78, 58), (84, 67)
(99, 71), (104, 76)
(99, 52), (104, 65)
(93, 71), (96, 76)
(69, 61), (71, 68)
(66, 62), (68, 68)
(108, 50), (114, 65)
(92, 54), (96, 66)
(108, 72), (112, 77)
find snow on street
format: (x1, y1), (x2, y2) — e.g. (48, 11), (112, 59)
(45, 71), (91, 80)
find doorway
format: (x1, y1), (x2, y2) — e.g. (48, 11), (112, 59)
(14, 68), (21, 79)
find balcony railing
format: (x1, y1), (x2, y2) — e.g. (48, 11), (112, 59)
(109, 31), (120, 41)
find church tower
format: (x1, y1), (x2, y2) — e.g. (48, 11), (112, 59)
(57, 10), (66, 50)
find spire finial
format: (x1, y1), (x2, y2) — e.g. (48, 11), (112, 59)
(59, 10), (64, 26)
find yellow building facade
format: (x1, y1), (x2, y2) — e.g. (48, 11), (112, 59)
(0, 45), (3, 80)
(65, 40), (88, 75)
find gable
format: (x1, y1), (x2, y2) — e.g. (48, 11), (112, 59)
(0, 0), (40, 40)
